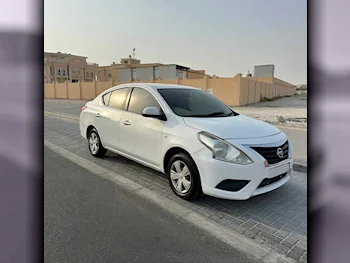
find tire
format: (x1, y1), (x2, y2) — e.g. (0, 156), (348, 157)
(88, 128), (107, 158)
(167, 152), (202, 201)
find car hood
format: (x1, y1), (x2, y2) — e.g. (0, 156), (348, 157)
(183, 115), (281, 139)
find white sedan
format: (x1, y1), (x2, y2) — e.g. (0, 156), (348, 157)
(80, 83), (293, 201)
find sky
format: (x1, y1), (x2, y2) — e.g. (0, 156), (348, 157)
(44, 0), (307, 84)
(314, 0), (350, 74)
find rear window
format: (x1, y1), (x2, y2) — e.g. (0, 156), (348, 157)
(102, 92), (111, 105)
(108, 88), (130, 110)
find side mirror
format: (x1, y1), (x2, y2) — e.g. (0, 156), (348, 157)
(142, 107), (167, 121)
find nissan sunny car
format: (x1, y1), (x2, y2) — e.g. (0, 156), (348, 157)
(80, 83), (293, 201)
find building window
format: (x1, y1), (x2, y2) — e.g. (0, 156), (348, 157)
(153, 67), (159, 80)
(90, 72), (94, 78)
(50, 67), (53, 75)
(57, 69), (61, 75)
(86, 72), (89, 78)
(79, 70), (81, 74)
(72, 70), (75, 75)
(108, 73), (112, 78)
(176, 70), (183, 79)
(131, 68), (137, 80)
(62, 70), (66, 75)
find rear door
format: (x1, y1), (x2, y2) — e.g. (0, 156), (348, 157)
(118, 87), (165, 166)
(94, 87), (131, 149)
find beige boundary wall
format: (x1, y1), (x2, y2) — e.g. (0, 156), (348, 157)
(44, 74), (295, 106)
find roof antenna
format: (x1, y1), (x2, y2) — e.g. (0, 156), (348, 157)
(132, 48), (136, 59)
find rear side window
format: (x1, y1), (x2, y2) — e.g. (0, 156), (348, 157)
(108, 88), (130, 110)
(127, 88), (160, 115)
(102, 92), (111, 105)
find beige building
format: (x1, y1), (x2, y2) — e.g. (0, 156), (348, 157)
(96, 57), (207, 82)
(45, 51), (207, 83)
(44, 52), (296, 107)
(44, 52), (99, 83)
(94, 58), (162, 82)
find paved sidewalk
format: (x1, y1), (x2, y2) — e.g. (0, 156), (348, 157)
(44, 114), (307, 262)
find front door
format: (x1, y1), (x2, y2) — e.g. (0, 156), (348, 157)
(118, 87), (165, 167)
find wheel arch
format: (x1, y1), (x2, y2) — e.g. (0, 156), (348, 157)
(163, 146), (196, 174)
(86, 125), (96, 138)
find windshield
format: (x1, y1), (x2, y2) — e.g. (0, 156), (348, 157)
(158, 88), (239, 117)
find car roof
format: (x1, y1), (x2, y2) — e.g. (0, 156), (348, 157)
(103, 83), (200, 93)
(139, 83), (201, 91)
(99, 83), (202, 98)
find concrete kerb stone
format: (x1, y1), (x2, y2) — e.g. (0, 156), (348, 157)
(44, 111), (80, 120)
(44, 139), (297, 263)
(293, 163), (307, 174)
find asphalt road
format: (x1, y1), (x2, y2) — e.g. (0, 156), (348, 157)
(44, 99), (307, 165)
(44, 146), (255, 263)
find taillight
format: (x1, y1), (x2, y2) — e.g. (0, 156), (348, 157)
(81, 106), (87, 111)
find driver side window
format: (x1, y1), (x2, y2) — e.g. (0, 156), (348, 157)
(127, 88), (161, 115)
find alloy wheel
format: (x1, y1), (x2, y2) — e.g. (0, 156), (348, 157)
(170, 160), (192, 194)
(89, 132), (99, 154)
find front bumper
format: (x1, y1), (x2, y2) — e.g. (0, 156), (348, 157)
(192, 135), (293, 200)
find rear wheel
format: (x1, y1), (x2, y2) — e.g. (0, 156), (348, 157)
(167, 153), (202, 201)
(88, 128), (107, 158)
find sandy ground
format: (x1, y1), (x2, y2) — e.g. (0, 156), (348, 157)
(231, 94), (307, 129)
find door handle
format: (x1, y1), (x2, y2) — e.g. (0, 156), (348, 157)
(123, 120), (131, 126)
(96, 113), (101, 118)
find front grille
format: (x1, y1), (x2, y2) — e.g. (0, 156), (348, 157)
(258, 173), (287, 188)
(251, 141), (289, 165)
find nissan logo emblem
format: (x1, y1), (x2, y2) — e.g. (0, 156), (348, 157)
(277, 148), (284, 158)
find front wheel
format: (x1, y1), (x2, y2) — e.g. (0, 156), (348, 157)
(167, 153), (202, 201)
(88, 128), (107, 158)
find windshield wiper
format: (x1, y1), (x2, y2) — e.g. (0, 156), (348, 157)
(186, 111), (226, 117)
(204, 111), (226, 117)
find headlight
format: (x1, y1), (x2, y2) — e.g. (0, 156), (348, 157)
(197, 132), (253, 165)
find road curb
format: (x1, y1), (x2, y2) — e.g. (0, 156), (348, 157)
(44, 139), (297, 263)
(44, 111), (79, 120)
(293, 163), (307, 173)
